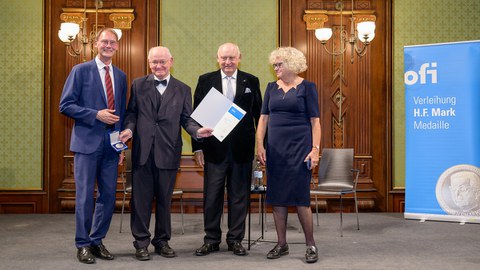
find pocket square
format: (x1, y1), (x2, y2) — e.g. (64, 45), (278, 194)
(245, 88), (252, 93)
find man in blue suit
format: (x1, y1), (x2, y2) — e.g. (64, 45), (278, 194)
(59, 28), (127, 264)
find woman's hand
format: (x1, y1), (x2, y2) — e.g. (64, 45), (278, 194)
(256, 144), (267, 166)
(304, 148), (319, 170)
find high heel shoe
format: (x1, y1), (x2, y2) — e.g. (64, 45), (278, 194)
(305, 245), (318, 263)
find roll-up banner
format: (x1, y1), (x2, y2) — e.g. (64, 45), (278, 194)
(404, 40), (480, 223)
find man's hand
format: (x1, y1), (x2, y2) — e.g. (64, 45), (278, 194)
(196, 127), (214, 138)
(119, 129), (132, 143)
(96, 109), (119, 124)
(194, 150), (205, 168)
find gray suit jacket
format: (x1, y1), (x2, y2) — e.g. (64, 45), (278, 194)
(124, 74), (200, 169)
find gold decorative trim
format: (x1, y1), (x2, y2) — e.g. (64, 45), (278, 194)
(60, 13), (84, 24)
(303, 13), (328, 30)
(303, 10), (376, 30)
(109, 13), (135, 29)
(62, 8), (134, 13)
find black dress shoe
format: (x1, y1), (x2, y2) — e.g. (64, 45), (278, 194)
(266, 244), (289, 259)
(77, 247), (95, 264)
(155, 243), (176, 258)
(194, 243), (220, 256)
(91, 244), (114, 260)
(227, 241), (247, 256)
(135, 247), (150, 261)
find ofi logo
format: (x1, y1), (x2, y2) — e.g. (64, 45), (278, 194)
(404, 62), (438, 85)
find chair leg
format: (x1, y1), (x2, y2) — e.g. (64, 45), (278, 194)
(120, 190), (126, 233)
(258, 196), (261, 225)
(263, 195), (268, 232)
(354, 192), (360, 230)
(180, 194), (184, 234)
(340, 195), (343, 237)
(315, 195), (319, 226)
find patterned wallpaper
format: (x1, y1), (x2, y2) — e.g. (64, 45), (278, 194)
(0, 0), (43, 189)
(393, 0), (480, 188)
(161, 0), (278, 153)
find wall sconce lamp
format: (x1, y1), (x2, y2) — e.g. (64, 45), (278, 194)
(58, 0), (133, 62)
(313, 0), (376, 64)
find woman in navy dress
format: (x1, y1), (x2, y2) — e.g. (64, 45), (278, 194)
(256, 47), (321, 263)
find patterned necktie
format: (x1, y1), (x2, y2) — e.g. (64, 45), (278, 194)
(226, 76), (234, 101)
(104, 66), (115, 110)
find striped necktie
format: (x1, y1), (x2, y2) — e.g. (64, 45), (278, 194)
(105, 66), (114, 110)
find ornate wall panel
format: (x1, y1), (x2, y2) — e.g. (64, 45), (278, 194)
(281, 0), (391, 211)
(47, 0), (157, 212)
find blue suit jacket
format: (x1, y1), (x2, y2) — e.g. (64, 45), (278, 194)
(60, 59), (127, 154)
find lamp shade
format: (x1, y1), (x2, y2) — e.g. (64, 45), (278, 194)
(357, 21), (375, 37)
(60, 22), (80, 38)
(315, 28), (333, 42)
(358, 32), (375, 43)
(58, 30), (71, 42)
(112, 28), (122, 40)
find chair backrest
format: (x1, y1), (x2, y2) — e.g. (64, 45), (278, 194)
(124, 149), (132, 192)
(317, 148), (355, 190)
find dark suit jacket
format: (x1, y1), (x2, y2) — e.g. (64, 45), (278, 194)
(192, 70), (262, 163)
(59, 59), (127, 154)
(124, 74), (200, 169)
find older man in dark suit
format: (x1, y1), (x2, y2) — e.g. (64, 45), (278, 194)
(120, 46), (212, 261)
(60, 29), (127, 264)
(193, 43), (262, 256)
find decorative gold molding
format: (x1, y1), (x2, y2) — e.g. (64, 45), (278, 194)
(303, 13), (328, 30)
(109, 13), (135, 29)
(60, 9), (135, 30)
(303, 10), (376, 30)
(62, 8), (134, 13)
(60, 13), (84, 24)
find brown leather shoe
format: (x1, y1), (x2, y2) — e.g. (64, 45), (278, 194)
(266, 244), (289, 259)
(135, 247), (150, 261)
(194, 243), (220, 256)
(91, 244), (114, 260)
(77, 247), (95, 264)
(227, 241), (247, 256)
(155, 243), (176, 258)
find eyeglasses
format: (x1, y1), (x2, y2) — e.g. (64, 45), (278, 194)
(99, 40), (118, 46)
(272, 62), (283, 69)
(219, 56), (238, 62)
(149, 60), (169, 66)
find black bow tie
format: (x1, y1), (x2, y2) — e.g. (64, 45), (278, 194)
(155, 79), (167, 86)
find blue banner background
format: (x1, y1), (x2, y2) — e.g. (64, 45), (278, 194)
(404, 41), (480, 215)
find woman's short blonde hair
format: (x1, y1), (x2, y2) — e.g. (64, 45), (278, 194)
(269, 47), (307, 74)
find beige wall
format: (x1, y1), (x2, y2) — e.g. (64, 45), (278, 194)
(161, 0), (278, 153)
(392, 0), (480, 188)
(0, 0), (43, 189)
(4, 0), (480, 189)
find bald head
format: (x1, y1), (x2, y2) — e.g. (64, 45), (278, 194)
(148, 46), (174, 80)
(217, 43), (241, 76)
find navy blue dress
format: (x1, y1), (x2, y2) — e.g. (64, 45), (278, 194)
(261, 80), (320, 206)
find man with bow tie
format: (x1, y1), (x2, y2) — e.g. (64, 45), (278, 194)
(119, 46), (213, 261)
(192, 43), (262, 256)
